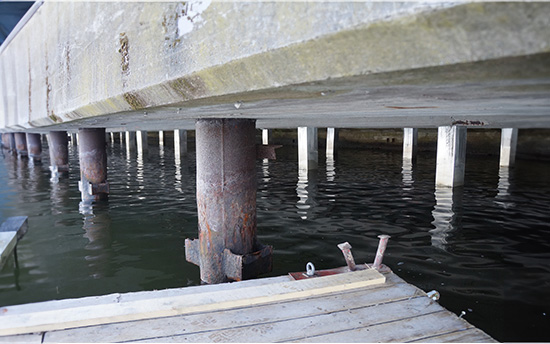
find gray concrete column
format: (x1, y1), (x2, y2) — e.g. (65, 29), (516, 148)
(125, 131), (136, 152)
(185, 119), (272, 284)
(403, 128), (418, 162)
(48, 131), (69, 175)
(326, 127), (337, 157)
(78, 128), (109, 202)
(159, 131), (164, 145)
(110, 132), (114, 144)
(13, 133), (28, 157)
(298, 126), (318, 171)
(118, 132), (124, 143)
(26, 133), (42, 161)
(137, 130), (148, 153)
(174, 129), (188, 155)
(262, 129), (270, 145)
(499, 128), (518, 167)
(435, 126), (467, 187)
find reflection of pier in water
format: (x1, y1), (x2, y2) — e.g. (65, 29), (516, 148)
(495, 166), (515, 208)
(430, 187), (463, 250)
(80, 203), (113, 279)
(296, 170), (318, 220)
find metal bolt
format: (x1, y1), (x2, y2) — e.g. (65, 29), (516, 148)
(372, 234), (391, 270)
(337, 242), (356, 271)
(426, 290), (440, 301)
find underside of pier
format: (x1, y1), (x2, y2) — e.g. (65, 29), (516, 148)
(0, 1), (549, 132)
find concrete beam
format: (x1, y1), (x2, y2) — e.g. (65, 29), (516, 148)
(403, 128), (418, 162)
(1, 3), (549, 132)
(298, 127), (318, 171)
(435, 126), (467, 188)
(499, 128), (518, 167)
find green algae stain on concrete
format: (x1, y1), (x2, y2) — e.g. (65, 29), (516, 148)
(168, 76), (207, 100)
(118, 32), (130, 88)
(48, 112), (62, 123)
(123, 91), (147, 110)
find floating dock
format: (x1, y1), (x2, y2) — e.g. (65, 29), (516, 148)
(0, 266), (496, 343)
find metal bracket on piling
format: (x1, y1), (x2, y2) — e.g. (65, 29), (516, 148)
(79, 180), (110, 199)
(185, 239), (273, 282)
(256, 144), (282, 160)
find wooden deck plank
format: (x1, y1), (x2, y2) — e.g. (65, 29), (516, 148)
(1, 275), (291, 315)
(0, 269), (385, 336)
(289, 311), (478, 343)
(130, 297), (444, 343)
(408, 328), (498, 343)
(45, 278), (419, 343)
(0, 216), (28, 241)
(0, 232), (17, 270)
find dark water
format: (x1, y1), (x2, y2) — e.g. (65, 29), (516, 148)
(1, 137), (549, 342)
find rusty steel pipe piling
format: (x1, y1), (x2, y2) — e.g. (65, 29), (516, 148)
(13, 133), (28, 157)
(78, 128), (109, 202)
(185, 119), (272, 284)
(372, 234), (391, 270)
(48, 131), (69, 174)
(26, 133), (42, 161)
(8, 133), (16, 154)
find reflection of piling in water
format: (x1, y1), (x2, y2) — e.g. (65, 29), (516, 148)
(296, 169), (318, 220)
(50, 178), (70, 215)
(430, 187), (463, 250)
(495, 166), (515, 208)
(402, 159), (414, 188)
(81, 206), (113, 279)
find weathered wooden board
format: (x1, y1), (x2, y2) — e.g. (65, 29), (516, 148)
(132, 296), (443, 343)
(0, 232), (17, 270)
(44, 277), (417, 343)
(0, 268), (385, 336)
(2, 275), (291, 316)
(291, 311), (481, 343)
(410, 328), (498, 343)
(0, 216), (28, 241)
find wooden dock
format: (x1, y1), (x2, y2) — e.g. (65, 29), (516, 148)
(0, 266), (496, 343)
(0, 216), (28, 270)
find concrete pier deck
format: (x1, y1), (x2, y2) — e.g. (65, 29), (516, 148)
(0, 267), (496, 343)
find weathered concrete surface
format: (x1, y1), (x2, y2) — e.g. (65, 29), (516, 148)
(0, 2), (549, 131)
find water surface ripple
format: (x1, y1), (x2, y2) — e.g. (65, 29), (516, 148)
(0, 142), (549, 341)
